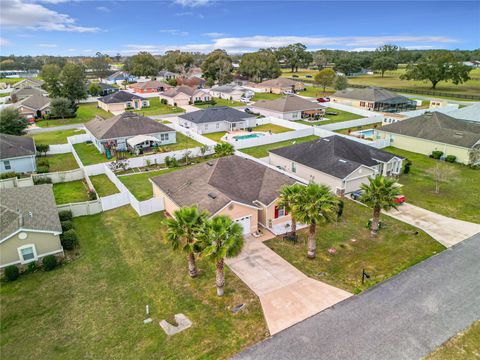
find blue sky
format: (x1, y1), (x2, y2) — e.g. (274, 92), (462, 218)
(1, 0), (479, 56)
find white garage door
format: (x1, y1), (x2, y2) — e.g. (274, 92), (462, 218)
(235, 216), (251, 235)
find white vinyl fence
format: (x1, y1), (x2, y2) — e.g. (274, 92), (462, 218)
(33, 168), (85, 184)
(255, 116), (311, 130)
(233, 128), (314, 149)
(319, 115), (384, 131)
(57, 200), (103, 217)
(46, 143), (72, 155)
(327, 102), (377, 117)
(0, 176), (34, 189)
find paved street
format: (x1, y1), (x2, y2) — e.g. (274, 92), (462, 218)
(235, 233), (480, 360)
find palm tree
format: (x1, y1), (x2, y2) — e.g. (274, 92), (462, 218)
(214, 142), (235, 157)
(200, 215), (244, 296)
(277, 183), (304, 237)
(166, 206), (209, 277)
(293, 183), (338, 259)
(359, 175), (400, 236)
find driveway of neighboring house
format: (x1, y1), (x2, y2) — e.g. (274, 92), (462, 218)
(226, 235), (351, 335)
(387, 203), (480, 247)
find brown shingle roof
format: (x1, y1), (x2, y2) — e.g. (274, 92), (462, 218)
(18, 94), (51, 110)
(333, 87), (410, 103)
(0, 133), (36, 160)
(378, 111), (480, 148)
(253, 95), (325, 113)
(257, 77), (303, 88)
(129, 80), (170, 90)
(85, 112), (173, 140)
(151, 155), (297, 214)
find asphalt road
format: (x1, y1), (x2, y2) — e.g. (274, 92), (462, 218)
(235, 233), (480, 360)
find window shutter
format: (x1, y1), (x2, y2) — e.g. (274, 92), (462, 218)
(274, 206), (279, 219)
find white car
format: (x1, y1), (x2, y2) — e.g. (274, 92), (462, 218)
(283, 90), (294, 95)
(240, 97), (251, 103)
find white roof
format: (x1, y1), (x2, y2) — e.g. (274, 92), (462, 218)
(127, 134), (159, 147)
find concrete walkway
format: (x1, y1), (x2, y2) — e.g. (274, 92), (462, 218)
(226, 236), (351, 335)
(387, 203), (480, 247)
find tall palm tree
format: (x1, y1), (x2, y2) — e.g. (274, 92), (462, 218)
(200, 215), (244, 296)
(293, 183), (338, 259)
(359, 175), (401, 236)
(277, 183), (304, 237)
(166, 206), (209, 277)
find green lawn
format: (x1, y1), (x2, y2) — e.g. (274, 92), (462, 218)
(265, 201), (445, 293)
(36, 153), (79, 172)
(251, 92), (284, 101)
(0, 206), (267, 359)
(53, 180), (89, 204)
(30, 129), (86, 145)
(385, 147), (480, 223)
(195, 98), (244, 108)
(426, 321), (480, 360)
(89, 174), (120, 197)
(297, 87), (335, 98)
(0, 92), (10, 97)
(128, 97), (184, 116)
(0, 78), (25, 84)
(36, 103), (113, 128)
(240, 135), (319, 158)
(335, 123), (382, 134)
(203, 123), (292, 143)
(118, 169), (175, 200)
(298, 107), (363, 126)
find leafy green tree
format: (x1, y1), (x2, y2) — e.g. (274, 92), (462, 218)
(359, 175), (400, 235)
(375, 44), (400, 59)
(128, 51), (159, 77)
(334, 75), (348, 90)
(40, 64), (62, 97)
(50, 97), (75, 119)
(239, 49), (281, 82)
(314, 68), (337, 93)
(160, 50), (194, 75)
(293, 183), (338, 259)
(59, 63), (87, 103)
(214, 142), (235, 157)
(201, 49), (233, 84)
(0, 108), (29, 135)
(312, 51), (328, 69)
(36, 144), (50, 157)
(372, 56), (398, 77)
(277, 183), (304, 237)
(276, 43), (311, 72)
(401, 52), (471, 89)
(88, 83), (102, 96)
(88, 52), (111, 79)
(334, 57), (362, 76)
(166, 206), (209, 277)
(200, 215), (244, 296)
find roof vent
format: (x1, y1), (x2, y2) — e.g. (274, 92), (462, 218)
(454, 132), (464, 137)
(208, 192), (217, 199)
(323, 138), (330, 142)
(206, 161), (214, 166)
(339, 159), (347, 163)
(424, 112), (433, 116)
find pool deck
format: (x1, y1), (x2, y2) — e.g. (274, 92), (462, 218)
(222, 130), (268, 142)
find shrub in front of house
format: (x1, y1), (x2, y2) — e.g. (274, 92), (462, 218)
(0, 172), (18, 179)
(445, 155), (456, 163)
(430, 150), (443, 159)
(4, 265), (20, 282)
(61, 229), (78, 250)
(42, 255), (57, 271)
(26, 261), (38, 273)
(61, 220), (73, 232)
(88, 189), (97, 201)
(59, 210), (73, 222)
(36, 165), (50, 174)
(37, 159), (50, 167)
(33, 177), (52, 185)
(403, 160), (412, 174)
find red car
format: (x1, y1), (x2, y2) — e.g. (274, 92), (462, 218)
(317, 97), (330, 103)
(394, 195), (406, 204)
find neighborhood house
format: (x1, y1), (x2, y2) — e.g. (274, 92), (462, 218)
(0, 184), (63, 269)
(157, 70), (179, 81)
(177, 106), (256, 134)
(151, 155), (299, 235)
(0, 134), (36, 174)
(12, 78), (44, 90)
(331, 87), (417, 113)
(375, 111), (480, 165)
(97, 91), (149, 114)
(85, 112), (176, 154)
(158, 85), (210, 106)
(252, 77), (305, 94)
(209, 85), (253, 101)
(251, 95), (325, 121)
(16, 94), (51, 119)
(105, 71), (137, 85)
(12, 87), (48, 100)
(129, 80), (171, 94)
(269, 135), (403, 195)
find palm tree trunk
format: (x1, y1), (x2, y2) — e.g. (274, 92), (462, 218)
(290, 216), (297, 237)
(371, 206), (381, 236)
(188, 252), (198, 277)
(307, 222), (317, 259)
(216, 259), (225, 296)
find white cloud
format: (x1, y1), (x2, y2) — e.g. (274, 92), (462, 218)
(0, 0), (99, 32)
(96, 6), (110, 12)
(159, 29), (189, 36)
(0, 37), (11, 46)
(173, 0), (213, 7)
(202, 32), (227, 38)
(38, 43), (58, 48)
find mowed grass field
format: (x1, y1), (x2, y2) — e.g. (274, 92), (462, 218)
(426, 321), (480, 360)
(36, 103), (113, 128)
(30, 129), (86, 145)
(0, 207), (268, 359)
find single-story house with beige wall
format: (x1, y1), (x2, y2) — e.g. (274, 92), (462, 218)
(251, 95), (325, 121)
(375, 111), (480, 165)
(16, 94), (51, 119)
(209, 85), (252, 101)
(97, 91), (149, 114)
(159, 85), (210, 106)
(129, 80), (172, 94)
(151, 155), (300, 235)
(269, 136), (403, 195)
(253, 78), (305, 94)
(0, 184), (63, 269)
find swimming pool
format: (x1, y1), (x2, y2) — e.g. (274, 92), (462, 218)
(233, 133), (266, 140)
(357, 129), (374, 138)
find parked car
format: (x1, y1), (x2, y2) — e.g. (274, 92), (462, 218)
(283, 89), (294, 95)
(244, 107), (253, 114)
(240, 97), (250, 103)
(394, 195), (406, 204)
(350, 190), (363, 200)
(317, 97), (330, 103)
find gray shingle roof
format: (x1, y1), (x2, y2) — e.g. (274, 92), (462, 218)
(253, 95), (325, 113)
(211, 85), (244, 93)
(0, 184), (62, 240)
(13, 87), (48, 98)
(162, 85), (205, 98)
(270, 135), (399, 179)
(18, 94), (51, 110)
(129, 80), (169, 90)
(333, 87), (411, 103)
(98, 90), (145, 104)
(151, 155), (297, 214)
(379, 111), (480, 148)
(0, 133), (36, 160)
(179, 106), (255, 124)
(85, 112), (173, 140)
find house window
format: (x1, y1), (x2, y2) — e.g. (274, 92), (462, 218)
(126, 102), (132, 108)
(216, 123), (220, 129)
(291, 162), (296, 173)
(160, 133), (169, 141)
(3, 160), (11, 170)
(18, 245), (37, 263)
(360, 101), (365, 107)
(274, 206), (287, 219)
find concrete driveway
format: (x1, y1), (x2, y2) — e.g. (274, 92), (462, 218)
(226, 236), (351, 335)
(387, 203), (480, 247)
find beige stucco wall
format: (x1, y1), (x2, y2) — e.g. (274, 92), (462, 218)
(0, 231), (62, 268)
(152, 184), (180, 216)
(376, 131), (471, 164)
(264, 200), (292, 227)
(217, 202), (258, 234)
(331, 96), (373, 109)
